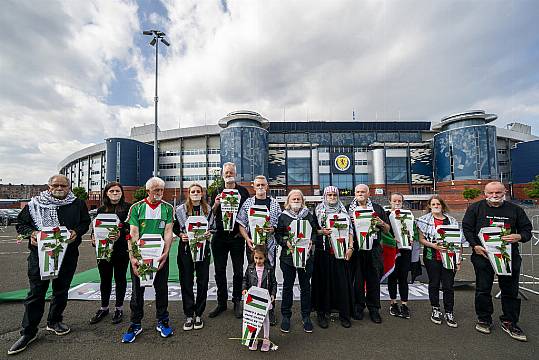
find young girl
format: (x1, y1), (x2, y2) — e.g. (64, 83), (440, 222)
(90, 182), (131, 325)
(242, 245), (277, 352)
(416, 196), (463, 328)
(175, 183), (214, 331)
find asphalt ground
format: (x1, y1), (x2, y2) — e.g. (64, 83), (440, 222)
(0, 223), (538, 359)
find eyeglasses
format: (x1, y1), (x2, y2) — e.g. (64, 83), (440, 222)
(326, 194), (337, 197)
(50, 184), (68, 188)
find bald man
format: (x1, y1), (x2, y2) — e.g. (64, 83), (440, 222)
(462, 181), (532, 342)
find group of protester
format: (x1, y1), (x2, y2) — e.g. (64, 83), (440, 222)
(7, 163), (532, 355)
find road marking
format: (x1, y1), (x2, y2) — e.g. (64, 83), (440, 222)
(0, 251), (29, 255)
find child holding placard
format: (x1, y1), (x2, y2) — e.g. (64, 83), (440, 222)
(242, 245), (277, 352)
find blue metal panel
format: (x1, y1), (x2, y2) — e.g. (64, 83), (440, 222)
(220, 127), (268, 182)
(105, 138), (153, 186)
(511, 140), (539, 183)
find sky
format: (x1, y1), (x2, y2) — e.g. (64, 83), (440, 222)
(1, 0), (538, 184)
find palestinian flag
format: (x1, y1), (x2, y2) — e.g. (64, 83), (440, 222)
(248, 205), (269, 245)
(494, 253), (511, 275)
(94, 215), (119, 229)
(441, 251), (456, 270)
(380, 231), (397, 282)
(43, 250), (55, 274)
(293, 247), (307, 268)
(242, 324), (258, 347)
(138, 235), (163, 248)
(291, 220), (310, 268)
(245, 292), (269, 311)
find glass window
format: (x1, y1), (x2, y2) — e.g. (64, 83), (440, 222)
(332, 174), (353, 195)
(268, 133), (285, 143)
(354, 132), (376, 146)
(318, 159), (330, 166)
(377, 132), (398, 142)
(319, 174), (331, 190)
(285, 133), (309, 144)
(318, 147), (330, 153)
(332, 132), (354, 146)
(354, 159), (368, 166)
(355, 173), (369, 184)
(399, 132), (422, 142)
(386, 157), (408, 184)
(287, 158), (311, 185)
(309, 132), (331, 145)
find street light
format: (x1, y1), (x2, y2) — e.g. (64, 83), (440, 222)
(143, 29), (170, 177)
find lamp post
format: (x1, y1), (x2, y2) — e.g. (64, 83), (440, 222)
(143, 29), (170, 177)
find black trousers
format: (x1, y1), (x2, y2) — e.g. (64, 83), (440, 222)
(471, 252), (522, 325)
(212, 232), (245, 305)
(129, 258), (169, 324)
(387, 250), (411, 302)
(354, 250), (381, 312)
(177, 242), (210, 317)
(21, 246), (79, 337)
(280, 259), (313, 319)
(97, 249), (129, 308)
(424, 257), (455, 312)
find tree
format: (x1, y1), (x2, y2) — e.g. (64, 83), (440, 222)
(133, 187), (147, 202)
(463, 188), (481, 202)
(72, 186), (88, 200)
(207, 169), (224, 201)
(525, 175), (539, 198)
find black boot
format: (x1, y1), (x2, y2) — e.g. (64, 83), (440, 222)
(209, 304), (227, 318)
(233, 300), (242, 319)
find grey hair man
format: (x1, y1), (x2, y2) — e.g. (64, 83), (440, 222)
(10, 174), (90, 355)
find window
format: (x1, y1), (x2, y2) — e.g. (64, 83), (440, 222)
(318, 147), (330, 153)
(318, 159), (330, 166)
(319, 174), (331, 190)
(332, 174), (353, 195)
(354, 147), (368, 153)
(377, 132), (399, 142)
(309, 132), (331, 145)
(497, 149), (508, 155)
(386, 157), (408, 184)
(285, 133), (309, 144)
(399, 132), (422, 142)
(332, 132), (354, 146)
(354, 132), (376, 146)
(287, 158), (311, 185)
(355, 173), (369, 184)
(354, 159), (368, 166)
(269, 133), (285, 143)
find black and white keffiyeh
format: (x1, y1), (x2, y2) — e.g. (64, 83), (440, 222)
(175, 203), (214, 233)
(314, 186), (348, 226)
(282, 207), (310, 220)
(28, 190), (76, 230)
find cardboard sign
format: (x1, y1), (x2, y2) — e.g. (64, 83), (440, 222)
(242, 286), (271, 347)
(289, 219), (312, 268)
(220, 189), (241, 231)
(92, 214), (120, 260)
(138, 234), (164, 287)
(478, 226), (512, 276)
(326, 214), (350, 259)
(38, 226), (70, 280)
(353, 209), (376, 250)
(248, 205), (270, 245)
(435, 224), (462, 270)
(389, 209), (414, 250)
(186, 215), (209, 262)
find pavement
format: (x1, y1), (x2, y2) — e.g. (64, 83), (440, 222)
(0, 224), (538, 359)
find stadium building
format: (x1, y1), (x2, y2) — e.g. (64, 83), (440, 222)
(59, 110), (538, 209)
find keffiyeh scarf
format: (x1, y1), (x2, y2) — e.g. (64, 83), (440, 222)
(28, 190), (76, 230)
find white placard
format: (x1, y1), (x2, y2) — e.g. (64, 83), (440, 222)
(326, 214), (350, 259)
(248, 205), (270, 245)
(389, 209), (414, 250)
(289, 219), (312, 268)
(186, 215), (209, 262)
(92, 214), (120, 260)
(478, 226), (512, 276)
(38, 226), (70, 280)
(220, 189), (241, 231)
(242, 286), (271, 347)
(138, 234), (164, 287)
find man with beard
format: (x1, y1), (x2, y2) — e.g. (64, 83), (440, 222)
(9, 175), (90, 355)
(348, 184), (390, 324)
(208, 163), (250, 319)
(462, 181), (532, 342)
(237, 175), (282, 325)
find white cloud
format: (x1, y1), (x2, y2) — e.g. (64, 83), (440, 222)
(1, 0), (538, 185)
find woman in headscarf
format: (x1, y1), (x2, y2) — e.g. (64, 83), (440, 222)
(275, 189), (318, 334)
(311, 186), (355, 329)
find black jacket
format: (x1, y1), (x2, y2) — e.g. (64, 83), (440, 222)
(462, 199), (532, 253)
(17, 198), (91, 250)
(242, 262), (277, 298)
(211, 183), (251, 235)
(275, 211), (318, 266)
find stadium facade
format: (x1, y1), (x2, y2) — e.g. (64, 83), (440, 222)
(58, 110), (538, 209)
